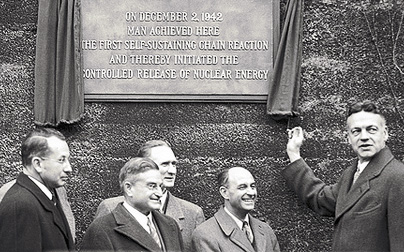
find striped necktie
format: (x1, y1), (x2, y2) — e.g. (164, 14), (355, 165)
(353, 167), (361, 184)
(147, 216), (162, 249)
(242, 221), (254, 244)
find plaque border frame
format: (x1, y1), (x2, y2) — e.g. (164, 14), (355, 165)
(77, 0), (280, 103)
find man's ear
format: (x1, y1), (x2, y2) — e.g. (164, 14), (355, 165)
(384, 126), (389, 142)
(124, 181), (133, 197)
(31, 157), (43, 173)
(219, 186), (229, 200)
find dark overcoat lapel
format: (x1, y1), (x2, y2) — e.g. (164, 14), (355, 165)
(335, 148), (394, 221)
(113, 205), (162, 251)
(17, 173), (73, 247)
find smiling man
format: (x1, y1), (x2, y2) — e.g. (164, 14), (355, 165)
(95, 140), (205, 251)
(80, 157), (183, 251)
(283, 100), (404, 251)
(191, 167), (280, 252)
(0, 128), (74, 252)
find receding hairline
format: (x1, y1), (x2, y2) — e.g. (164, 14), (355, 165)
(137, 140), (172, 158)
(218, 167), (253, 188)
(346, 110), (387, 129)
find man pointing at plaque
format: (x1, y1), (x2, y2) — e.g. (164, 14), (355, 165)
(282, 101), (404, 251)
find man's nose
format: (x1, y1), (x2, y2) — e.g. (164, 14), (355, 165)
(155, 186), (163, 197)
(64, 160), (73, 173)
(359, 129), (370, 140)
(167, 164), (176, 174)
(247, 187), (256, 195)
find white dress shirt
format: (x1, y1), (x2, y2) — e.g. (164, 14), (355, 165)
(123, 201), (154, 234)
(357, 160), (370, 176)
(224, 206), (250, 230)
(28, 175), (52, 200)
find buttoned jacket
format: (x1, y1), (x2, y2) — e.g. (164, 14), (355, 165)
(282, 147), (404, 251)
(191, 206), (280, 252)
(0, 179), (76, 240)
(0, 172), (74, 252)
(80, 203), (183, 252)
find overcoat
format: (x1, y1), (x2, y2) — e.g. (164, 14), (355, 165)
(0, 172), (74, 252)
(282, 147), (404, 251)
(0, 178), (76, 239)
(191, 206), (280, 252)
(80, 203), (184, 252)
(95, 192), (205, 251)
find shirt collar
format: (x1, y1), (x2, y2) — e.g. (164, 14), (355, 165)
(123, 201), (151, 233)
(27, 175), (52, 200)
(224, 206), (249, 230)
(357, 160), (370, 174)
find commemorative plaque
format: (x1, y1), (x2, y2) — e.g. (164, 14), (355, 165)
(81, 0), (279, 102)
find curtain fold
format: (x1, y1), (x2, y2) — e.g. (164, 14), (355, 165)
(266, 0), (304, 118)
(34, 0), (83, 126)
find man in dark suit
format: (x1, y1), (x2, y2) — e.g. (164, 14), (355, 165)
(95, 140), (205, 251)
(0, 180), (76, 240)
(80, 157), (183, 252)
(191, 167), (280, 252)
(0, 128), (74, 252)
(283, 100), (404, 251)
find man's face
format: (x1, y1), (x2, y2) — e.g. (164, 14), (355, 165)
(148, 146), (177, 189)
(221, 167), (257, 219)
(347, 111), (388, 162)
(38, 136), (72, 188)
(126, 169), (163, 215)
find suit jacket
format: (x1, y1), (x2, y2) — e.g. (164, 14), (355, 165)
(80, 203), (183, 252)
(191, 206), (280, 252)
(95, 192), (205, 251)
(0, 172), (74, 252)
(282, 147), (404, 251)
(0, 179), (76, 240)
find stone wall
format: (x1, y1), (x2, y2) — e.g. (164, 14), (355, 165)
(1, 1), (403, 251)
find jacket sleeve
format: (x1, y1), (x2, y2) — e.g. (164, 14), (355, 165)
(267, 226), (281, 252)
(387, 164), (404, 251)
(94, 200), (113, 219)
(191, 228), (220, 252)
(281, 158), (339, 217)
(0, 200), (42, 252)
(195, 206), (206, 226)
(79, 222), (114, 251)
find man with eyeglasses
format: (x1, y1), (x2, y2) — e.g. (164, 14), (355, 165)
(0, 174), (75, 241)
(95, 140), (205, 251)
(283, 100), (404, 251)
(80, 157), (183, 251)
(0, 128), (74, 252)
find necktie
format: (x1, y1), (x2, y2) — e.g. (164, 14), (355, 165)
(51, 190), (57, 206)
(147, 216), (162, 249)
(353, 167), (361, 184)
(242, 221), (254, 244)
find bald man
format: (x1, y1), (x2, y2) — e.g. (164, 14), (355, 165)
(192, 167), (280, 252)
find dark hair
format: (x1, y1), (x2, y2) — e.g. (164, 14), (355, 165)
(217, 168), (230, 188)
(21, 128), (66, 167)
(137, 140), (172, 158)
(119, 157), (159, 189)
(346, 100), (385, 120)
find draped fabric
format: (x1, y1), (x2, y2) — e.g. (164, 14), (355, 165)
(34, 0), (83, 126)
(266, 0), (304, 118)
